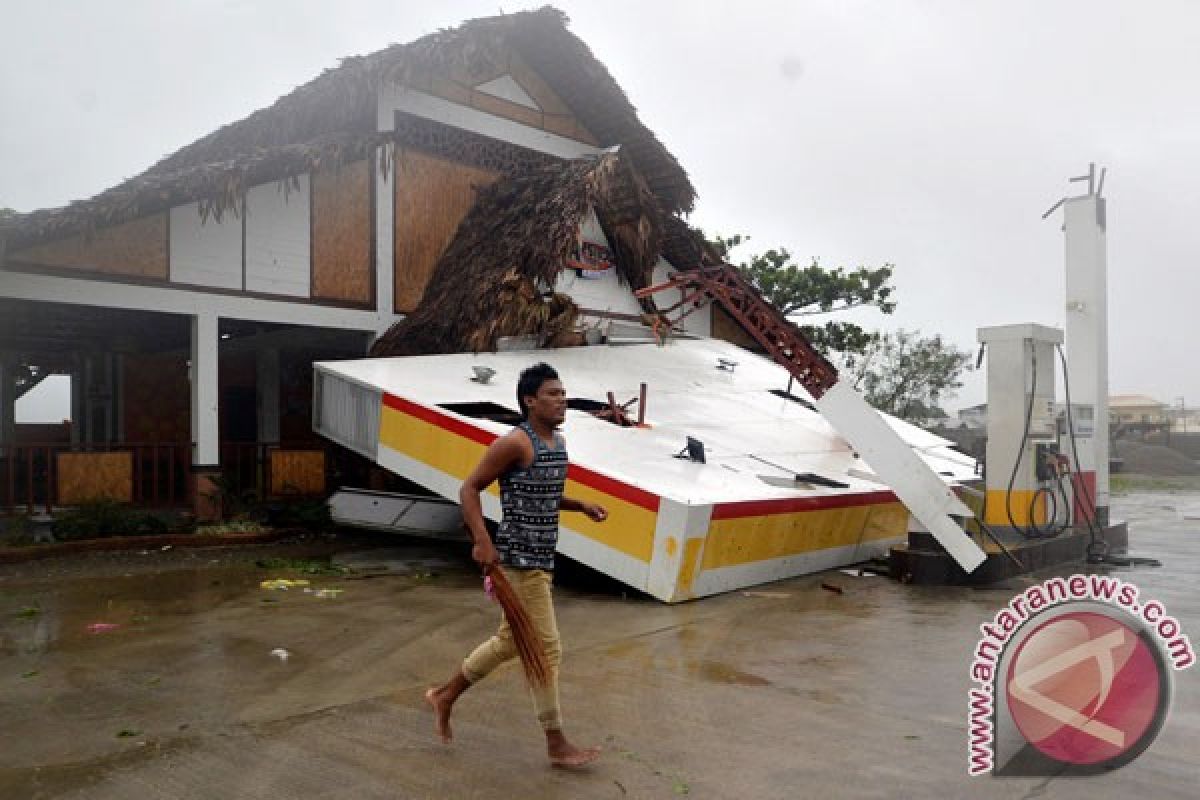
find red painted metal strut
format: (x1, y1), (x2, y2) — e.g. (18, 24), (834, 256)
(635, 264), (841, 399)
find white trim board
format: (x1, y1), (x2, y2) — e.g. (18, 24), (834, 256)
(378, 86), (604, 160)
(1, 268), (392, 332)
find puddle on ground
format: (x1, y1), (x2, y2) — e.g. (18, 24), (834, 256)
(1, 565), (267, 654)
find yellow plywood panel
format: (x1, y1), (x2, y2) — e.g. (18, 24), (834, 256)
(312, 159), (372, 304)
(393, 150), (499, 312)
(269, 450), (326, 497)
(57, 452), (133, 505)
(13, 214), (168, 280)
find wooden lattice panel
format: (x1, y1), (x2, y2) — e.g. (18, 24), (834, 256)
(393, 150), (499, 312)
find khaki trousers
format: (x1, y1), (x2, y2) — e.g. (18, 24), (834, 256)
(462, 568), (563, 731)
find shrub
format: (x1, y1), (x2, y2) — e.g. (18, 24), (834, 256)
(52, 500), (170, 540)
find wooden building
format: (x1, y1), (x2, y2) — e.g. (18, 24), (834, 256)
(0, 8), (724, 516)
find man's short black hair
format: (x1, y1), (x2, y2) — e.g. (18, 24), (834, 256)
(517, 362), (559, 418)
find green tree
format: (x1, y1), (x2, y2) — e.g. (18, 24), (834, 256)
(710, 234), (897, 358)
(847, 329), (972, 420)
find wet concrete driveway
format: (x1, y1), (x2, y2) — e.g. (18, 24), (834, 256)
(1, 493), (1198, 799)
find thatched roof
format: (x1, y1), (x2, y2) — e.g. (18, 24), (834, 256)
(369, 151), (663, 356)
(2, 7), (693, 250)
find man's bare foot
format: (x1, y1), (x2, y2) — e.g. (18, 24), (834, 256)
(547, 738), (601, 768)
(425, 687), (453, 744)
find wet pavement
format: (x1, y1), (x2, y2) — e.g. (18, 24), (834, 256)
(1, 492), (1197, 799)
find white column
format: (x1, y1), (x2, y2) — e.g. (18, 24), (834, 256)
(190, 313), (220, 466)
(256, 346), (281, 444)
(375, 143), (395, 318)
(1063, 194), (1110, 524)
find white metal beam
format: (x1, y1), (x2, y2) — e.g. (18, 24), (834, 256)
(816, 380), (986, 573)
(1, 269), (391, 333)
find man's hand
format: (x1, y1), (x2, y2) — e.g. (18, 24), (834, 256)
(472, 539), (501, 570)
(582, 502), (608, 523)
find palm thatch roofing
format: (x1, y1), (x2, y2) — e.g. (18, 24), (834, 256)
(370, 151), (664, 356)
(1, 6), (693, 252)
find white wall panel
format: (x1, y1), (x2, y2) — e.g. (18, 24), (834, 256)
(554, 207), (643, 316)
(245, 176), (310, 298)
(169, 203), (242, 290)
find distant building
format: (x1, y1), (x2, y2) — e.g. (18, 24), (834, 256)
(1109, 395), (1168, 426)
(957, 403), (987, 430)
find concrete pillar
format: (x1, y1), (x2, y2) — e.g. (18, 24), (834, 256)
(190, 313), (221, 520)
(1063, 193), (1110, 526)
(256, 347), (280, 444)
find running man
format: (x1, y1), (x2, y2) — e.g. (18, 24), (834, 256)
(425, 362), (606, 767)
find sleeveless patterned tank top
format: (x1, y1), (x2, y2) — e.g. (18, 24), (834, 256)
(495, 420), (569, 571)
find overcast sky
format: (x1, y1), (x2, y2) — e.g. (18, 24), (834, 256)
(4, 0), (1198, 421)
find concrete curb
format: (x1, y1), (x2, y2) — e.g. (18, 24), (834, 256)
(0, 528), (301, 565)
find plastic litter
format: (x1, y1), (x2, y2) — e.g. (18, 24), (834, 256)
(260, 579), (310, 591)
(484, 574), (497, 603)
(820, 583), (844, 595)
(313, 589), (343, 599)
(741, 590), (791, 599)
(87, 622), (121, 634)
(270, 648), (290, 662)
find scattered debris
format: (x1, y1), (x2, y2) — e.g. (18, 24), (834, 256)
(820, 583), (844, 595)
(22, 670), (39, 679)
(313, 589), (343, 599)
(270, 648), (291, 662)
(161, 545), (173, 552)
(839, 568), (880, 578)
(260, 579), (310, 591)
(741, 590), (791, 599)
(132, 615), (151, 624)
(116, 729), (142, 738)
(87, 622), (121, 634)
(14, 606), (40, 619)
